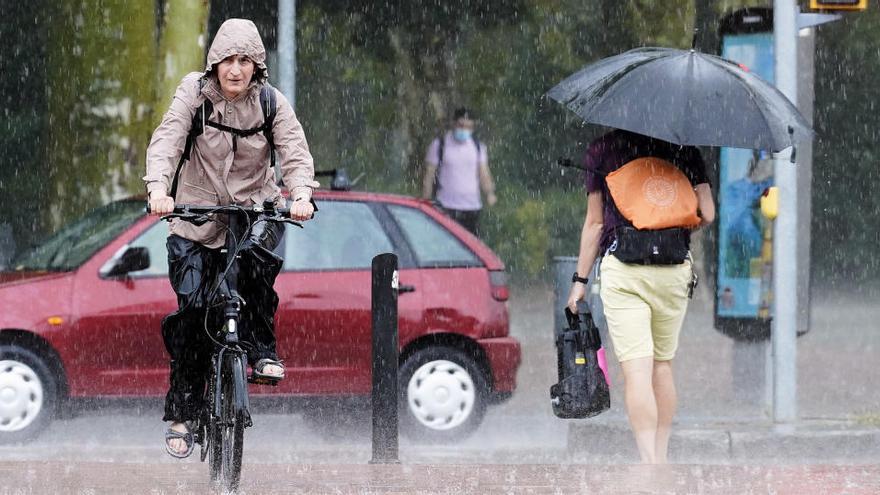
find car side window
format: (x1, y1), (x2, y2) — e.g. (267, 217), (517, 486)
(386, 205), (480, 268)
(283, 201), (394, 271)
(127, 220), (171, 277)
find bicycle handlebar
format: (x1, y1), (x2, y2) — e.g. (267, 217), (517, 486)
(146, 203), (306, 228)
(146, 204), (291, 215)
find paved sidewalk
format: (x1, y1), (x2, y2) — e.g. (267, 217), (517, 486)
(1, 461), (878, 494)
(1, 280), (878, 490)
(507, 280), (880, 465)
(568, 417), (880, 464)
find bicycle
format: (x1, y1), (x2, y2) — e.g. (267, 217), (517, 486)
(154, 201), (302, 492)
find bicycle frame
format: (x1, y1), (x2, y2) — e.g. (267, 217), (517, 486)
(211, 210), (252, 426)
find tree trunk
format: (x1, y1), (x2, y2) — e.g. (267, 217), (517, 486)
(46, 0), (157, 228)
(389, 27), (456, 189)
(389, 30), (419, 185)
(155, 0), (210, 127)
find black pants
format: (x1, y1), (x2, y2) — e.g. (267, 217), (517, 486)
(162, 221), (284, 423)
(442, 208), (481, 236)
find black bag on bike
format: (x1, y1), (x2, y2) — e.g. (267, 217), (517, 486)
(610, 226), (690, 265)
(550, 308), (610, 419)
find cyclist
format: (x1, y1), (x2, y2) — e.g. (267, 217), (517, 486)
(144, 18), (317, 458)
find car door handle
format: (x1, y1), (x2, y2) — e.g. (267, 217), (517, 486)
(398, 284), (416, 294)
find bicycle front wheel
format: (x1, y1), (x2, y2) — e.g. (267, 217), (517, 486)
(209, 354), (247, 492)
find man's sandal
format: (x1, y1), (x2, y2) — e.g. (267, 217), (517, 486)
(164, 424), (195, 459)
(250, 358), (284, 385)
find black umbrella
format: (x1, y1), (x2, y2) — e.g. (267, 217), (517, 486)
(546, 47), (812, 152)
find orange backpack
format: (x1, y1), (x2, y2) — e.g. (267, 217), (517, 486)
(604, 157), (700, 230)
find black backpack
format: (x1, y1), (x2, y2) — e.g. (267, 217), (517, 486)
(169, 77), (277, 199)
(550, 308), (610, 419)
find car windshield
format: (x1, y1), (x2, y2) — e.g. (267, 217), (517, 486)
(10, 200), (145, 272)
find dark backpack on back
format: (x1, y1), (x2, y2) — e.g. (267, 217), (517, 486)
(169, 77), (278, 199)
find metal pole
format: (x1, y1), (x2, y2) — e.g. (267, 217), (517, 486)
(772, 0), (798, 424)
(370, 253), (400, 464)
(276, 0), (296, 185)
(277, 0), (296, 108)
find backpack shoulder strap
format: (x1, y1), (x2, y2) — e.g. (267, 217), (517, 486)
(437, 134), (445, 167)
(202, 84), (276, 153)
(473, 136), (483, 169)
(170, 76), (210, 199)
(260, 83), (277, 127)
(260, 83), (278, 169)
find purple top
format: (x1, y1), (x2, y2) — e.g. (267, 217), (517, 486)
(584, 130), (709, 252)
(426, 132), (488, 211)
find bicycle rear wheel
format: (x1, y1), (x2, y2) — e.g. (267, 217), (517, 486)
(208, 354), (246, 492)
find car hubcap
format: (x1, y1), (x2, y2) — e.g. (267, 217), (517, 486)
(406, 359), (475, 431)
(0, 360), (44, 432)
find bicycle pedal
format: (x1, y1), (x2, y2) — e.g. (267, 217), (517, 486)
(247, 375), (279, 386)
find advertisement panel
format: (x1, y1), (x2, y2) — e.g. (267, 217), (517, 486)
(715, 9), (775, 340)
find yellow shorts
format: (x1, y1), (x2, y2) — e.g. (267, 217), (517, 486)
(599, 254), (692, 362)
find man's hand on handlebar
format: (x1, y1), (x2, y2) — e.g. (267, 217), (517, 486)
(290, 198), (314, 222)
(149, 191), (175, 215)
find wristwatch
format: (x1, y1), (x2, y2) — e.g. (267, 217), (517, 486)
(572, 272), (589, 284)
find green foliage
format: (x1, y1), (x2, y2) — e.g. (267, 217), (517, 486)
(293, 0), (693, 281)
(3, 0), (877, 291)
(481, 184), (584, 280)
(812, 8), (880, 288)
(0, 1), (49, 249)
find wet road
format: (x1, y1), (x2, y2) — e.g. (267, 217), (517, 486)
(1, 461), (878, 494)
(1, 284), (879, 493)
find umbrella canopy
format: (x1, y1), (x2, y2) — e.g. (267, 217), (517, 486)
(546, 47), (812, 151)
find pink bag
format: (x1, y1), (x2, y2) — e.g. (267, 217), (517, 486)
(597, 347), (609, 387)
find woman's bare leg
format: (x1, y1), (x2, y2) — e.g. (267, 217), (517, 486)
(620, 356), (658, 463)
(652, 359), (677, 464)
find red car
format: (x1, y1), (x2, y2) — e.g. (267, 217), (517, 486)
(0, 187), (520, 443)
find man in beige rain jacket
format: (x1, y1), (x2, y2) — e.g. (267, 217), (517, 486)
(144, 18), (318, 458)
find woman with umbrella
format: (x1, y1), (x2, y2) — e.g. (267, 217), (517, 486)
(567, 129), (715, 464)
(554, 46), (810, 463)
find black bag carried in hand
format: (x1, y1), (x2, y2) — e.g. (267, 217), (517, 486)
(610, 226), (690, 265)
(550, 308), (610, 419)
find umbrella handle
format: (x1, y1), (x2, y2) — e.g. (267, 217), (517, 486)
(557, 157), (586, 171)
(558, 157), (607, 176)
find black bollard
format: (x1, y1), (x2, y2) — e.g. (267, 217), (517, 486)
(370, 253), (400, 464)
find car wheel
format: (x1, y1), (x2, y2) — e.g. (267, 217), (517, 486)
(0, 345), (58, 444)
(399, 346), (488, 442)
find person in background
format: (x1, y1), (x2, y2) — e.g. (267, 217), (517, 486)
(422, 107), (497, 235)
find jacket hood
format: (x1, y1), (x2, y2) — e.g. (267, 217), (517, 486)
(206, 18), (268, 83)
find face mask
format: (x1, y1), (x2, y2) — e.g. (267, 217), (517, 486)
(453, 128), (472, 142)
